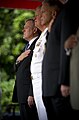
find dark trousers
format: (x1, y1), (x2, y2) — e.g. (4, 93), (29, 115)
(72, 109), (79, 118)
(19, 102), (39, 120)
(42, 96), (56, 120)
(43, 95), (73, 120)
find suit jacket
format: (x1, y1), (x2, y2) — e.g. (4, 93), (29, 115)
(70, 39), (79, 110)
(42, 0), (79, 97)
(13, 38), (38, 103)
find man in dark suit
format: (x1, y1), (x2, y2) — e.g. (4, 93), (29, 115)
(42, 0), (79, 119)
(14, 19), (39, 120)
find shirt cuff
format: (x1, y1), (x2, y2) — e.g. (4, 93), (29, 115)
(65, 48), (71, 56)
(15, 60), (21, 65)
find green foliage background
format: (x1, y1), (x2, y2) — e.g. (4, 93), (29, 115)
(0, 8), (35, 112)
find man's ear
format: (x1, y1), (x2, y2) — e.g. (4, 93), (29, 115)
(33, 27), (38, 33)
(52, 10), (57, 20)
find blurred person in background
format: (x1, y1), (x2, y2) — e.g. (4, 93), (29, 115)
(64, 27), (79, 116)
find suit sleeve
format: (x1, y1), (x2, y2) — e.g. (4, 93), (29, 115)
(28, 82), (33, 96)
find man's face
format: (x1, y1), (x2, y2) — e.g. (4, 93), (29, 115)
(35, 7), (42, 29)
(41, 3), (53, 27)
(22, 21), (34, 40)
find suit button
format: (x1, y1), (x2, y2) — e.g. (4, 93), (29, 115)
(35, 54), (37, 57)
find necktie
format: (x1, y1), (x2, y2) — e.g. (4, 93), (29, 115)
(46, 30), (49, 41)
(45, 31), (49, 48)
(25, 43), (29, 51)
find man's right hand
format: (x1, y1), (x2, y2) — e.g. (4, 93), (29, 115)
(17, 49), (31, 61)
(64, 35), (77, 49)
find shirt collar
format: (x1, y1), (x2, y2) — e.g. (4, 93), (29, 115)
(59, 0), (68, 4)
(40, 28), (48, 38)
(28, 36), (38, 46)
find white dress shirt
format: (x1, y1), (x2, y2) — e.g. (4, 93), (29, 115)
(27, 36), (38, 49)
